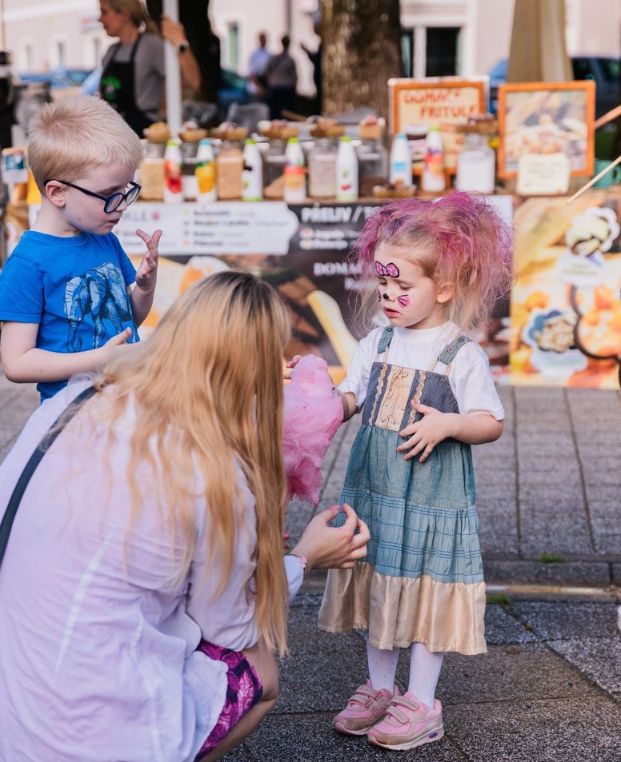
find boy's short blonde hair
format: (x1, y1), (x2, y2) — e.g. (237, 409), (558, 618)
(28, 95), (143, 190)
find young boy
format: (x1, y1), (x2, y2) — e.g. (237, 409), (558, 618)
(0, 95), (160, 402)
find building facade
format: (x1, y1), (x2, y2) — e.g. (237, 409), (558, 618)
(1, 0), (619, 98)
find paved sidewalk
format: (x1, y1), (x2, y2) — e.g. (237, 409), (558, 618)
(1, 378), (620, 761)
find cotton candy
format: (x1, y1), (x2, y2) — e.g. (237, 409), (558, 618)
(283, 355), (344, 505)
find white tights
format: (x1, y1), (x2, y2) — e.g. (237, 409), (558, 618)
(367, 640), (444, 709)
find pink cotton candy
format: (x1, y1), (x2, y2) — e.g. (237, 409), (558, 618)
(283, 355), (344, 505)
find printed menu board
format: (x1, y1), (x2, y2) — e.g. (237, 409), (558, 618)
(115, 197), (511, 384)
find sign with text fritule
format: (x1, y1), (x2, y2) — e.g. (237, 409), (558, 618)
(388, 77), (488, 169)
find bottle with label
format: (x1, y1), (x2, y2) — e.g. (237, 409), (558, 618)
(421, 126), (446, 193)
(242, 138), (263, 201)
(455, 131), (495, 194)
(163, 138), (183, 203)
(195, 139), (217, 203)
(283, 136), (306, 203)
(336, 135), (358, 202)
(389, 133), (412, 187)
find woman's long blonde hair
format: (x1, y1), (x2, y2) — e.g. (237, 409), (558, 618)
(96, 271), (291, 654)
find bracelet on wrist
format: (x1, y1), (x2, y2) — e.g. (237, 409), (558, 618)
(289, 553), (307, 576)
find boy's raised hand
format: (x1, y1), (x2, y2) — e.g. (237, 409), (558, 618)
(134, 228), (162, 291)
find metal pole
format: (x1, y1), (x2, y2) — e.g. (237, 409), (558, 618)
(0, 0), (5, 50)
(163, 0), (182, 133)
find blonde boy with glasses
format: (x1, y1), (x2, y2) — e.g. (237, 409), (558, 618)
(0, 95), (160, 402)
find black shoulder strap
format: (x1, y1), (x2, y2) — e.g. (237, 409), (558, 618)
(0, 386), (97, 569)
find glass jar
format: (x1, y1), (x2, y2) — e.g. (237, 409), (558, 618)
(308, 137), (338, 198)
(455, 132), (495, 194)
(216, 138), (244, 200)
(356, 138), (388, 197)
(262, 139), (287, 199)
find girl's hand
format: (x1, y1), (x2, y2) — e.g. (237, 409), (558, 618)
(397, 401), (457, 463)
(135, 228), (162, 292)
(283, 354), (302, 380)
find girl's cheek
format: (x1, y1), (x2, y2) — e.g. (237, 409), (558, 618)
(397, 295), (410, 307)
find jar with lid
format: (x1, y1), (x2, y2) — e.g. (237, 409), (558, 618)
(262, 139), (287, 199)
(216, 135), (245, 200)
(455, 131), (495, 194)
(357, 137), (388, 197)
(308, 137), (338, 198)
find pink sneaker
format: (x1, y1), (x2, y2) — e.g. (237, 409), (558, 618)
(332, 681), (394, 736)
(367, 693), (444, 750)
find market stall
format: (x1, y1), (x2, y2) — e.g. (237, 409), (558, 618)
(7, 73), (621, 389)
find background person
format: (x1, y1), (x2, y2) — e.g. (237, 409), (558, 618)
(301, 13), (322, 114)
(265, 34), (297, 119)
(247, 31), (270, 101)
(0, 271), (369, 762)
(99, 0), (200, 135)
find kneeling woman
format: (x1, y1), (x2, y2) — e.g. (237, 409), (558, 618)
(0, 272), (368, 761)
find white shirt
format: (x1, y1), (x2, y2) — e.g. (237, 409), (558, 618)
(0, 379), (303, 762)
(340, 322), (504, 420)
(247, 47), (271, 94)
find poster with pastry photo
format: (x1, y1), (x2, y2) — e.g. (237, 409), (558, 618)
(510, 188), (621, 388)
(498, 81), (595, 179)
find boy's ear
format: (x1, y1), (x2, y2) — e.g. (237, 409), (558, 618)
(44, 180), (67, 208)
(436, 281), (455, 304)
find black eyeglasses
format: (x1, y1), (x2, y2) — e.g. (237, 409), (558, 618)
(45, 179), (142, 213)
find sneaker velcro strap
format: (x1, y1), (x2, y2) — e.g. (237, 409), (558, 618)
(348, 685), (377, 706)
(387, 695), (421, 722)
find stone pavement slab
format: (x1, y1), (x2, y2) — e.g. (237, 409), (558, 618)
(447, 695), (621, 762)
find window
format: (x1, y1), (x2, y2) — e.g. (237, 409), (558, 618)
(227, 21), (240, 71)
(400, 29), (413, 77)
(407, 26), (463, 78)
(51, 39), (67, 69)
(19, 42), (34, 72)
(425, 27), (460, 77)
(84, 37), (102, 69)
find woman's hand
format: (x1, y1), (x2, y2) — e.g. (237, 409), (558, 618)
(160, 15), (187, 48)
(291, 503), (369, 572)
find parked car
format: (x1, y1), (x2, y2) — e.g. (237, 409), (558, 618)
(488, 56), (620, 118)
(18, 67), (92, 91)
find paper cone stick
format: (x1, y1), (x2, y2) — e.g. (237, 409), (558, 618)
(566, 154), (621, 204)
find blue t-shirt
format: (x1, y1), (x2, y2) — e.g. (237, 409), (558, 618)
(0, 230), (138, 401)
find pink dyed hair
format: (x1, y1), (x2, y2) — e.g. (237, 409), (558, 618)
(354, 192), (513, 329)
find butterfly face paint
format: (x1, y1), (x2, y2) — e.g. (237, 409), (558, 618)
(374, 261), (400, 278)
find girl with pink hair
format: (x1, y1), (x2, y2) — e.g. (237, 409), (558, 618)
(319, 192), (512, 752)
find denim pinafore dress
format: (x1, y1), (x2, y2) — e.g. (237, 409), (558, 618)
(319, 326), (486, 655)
